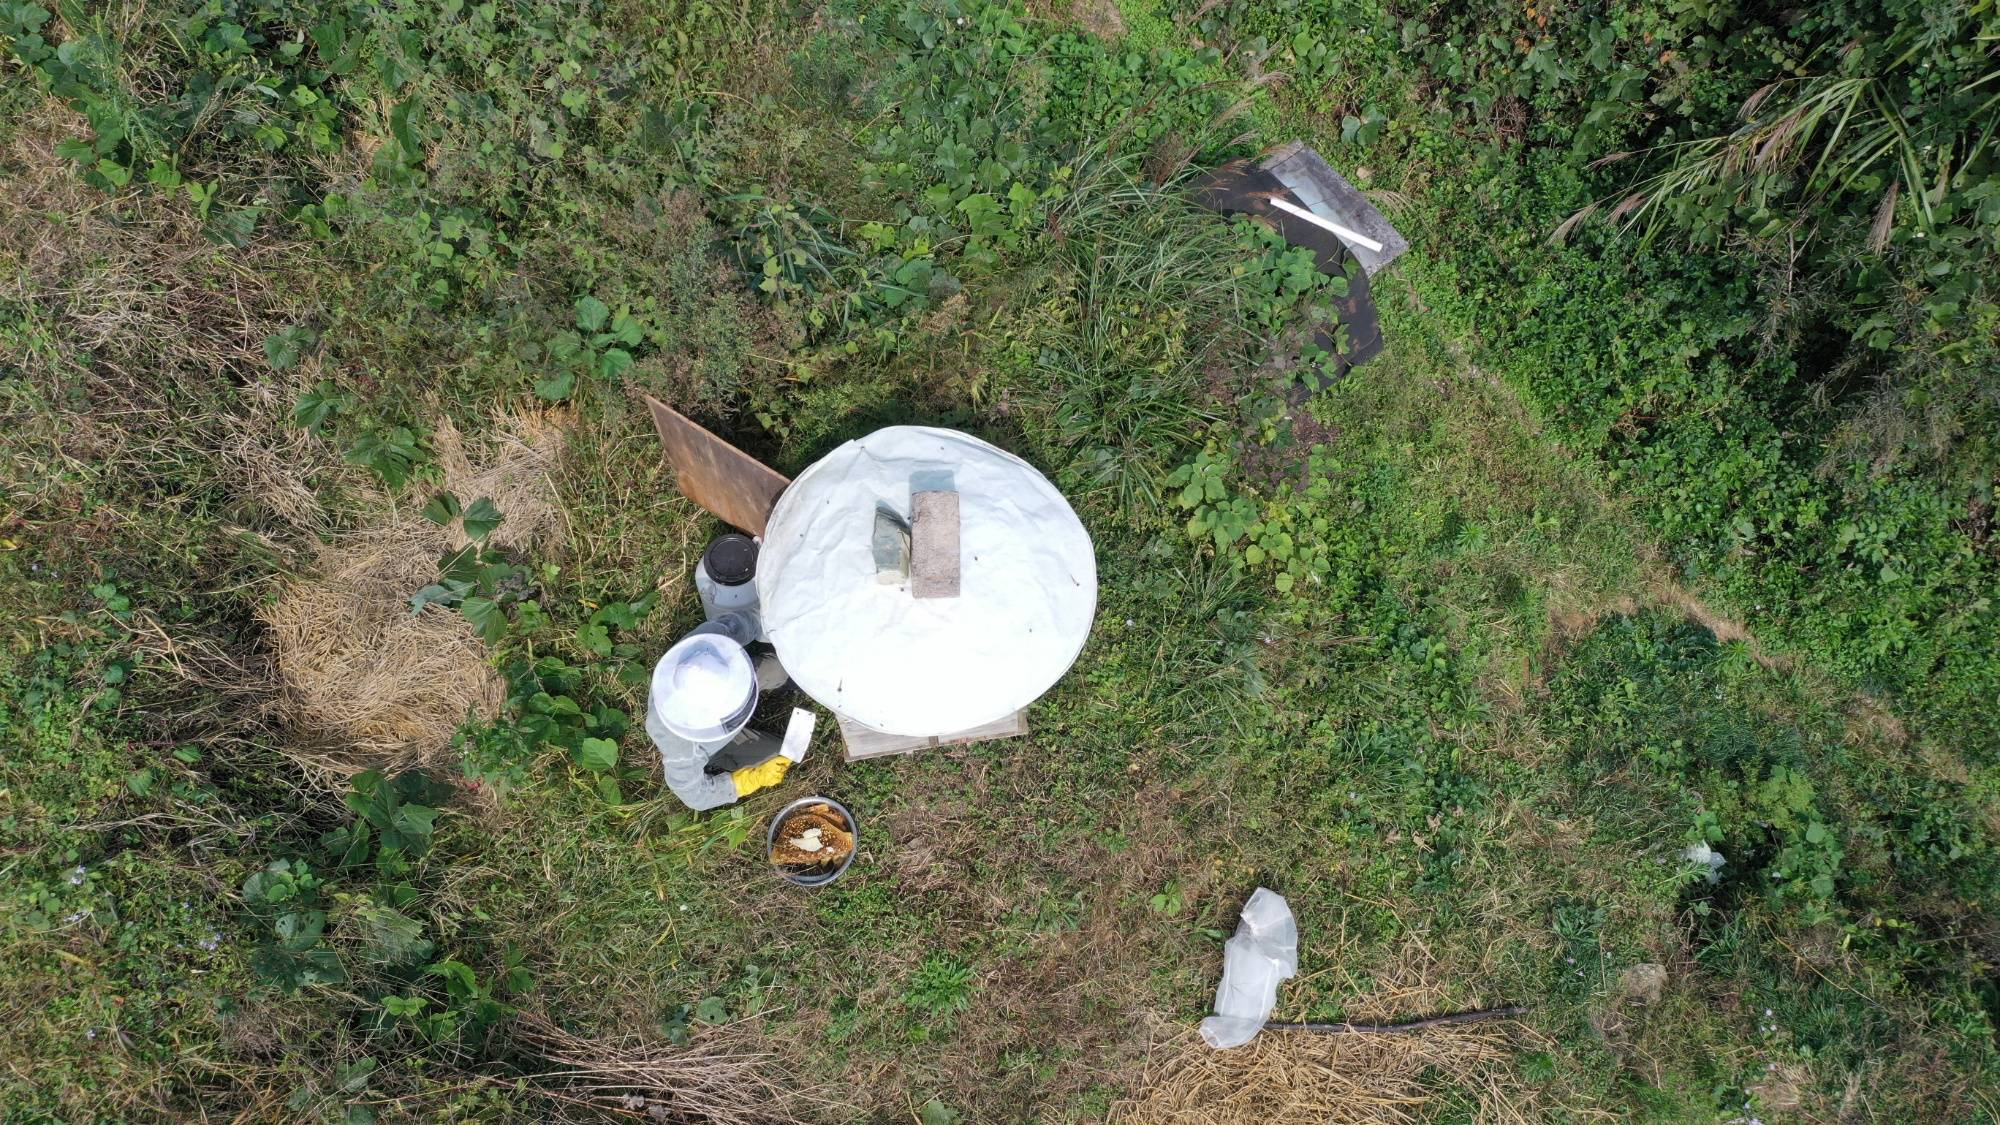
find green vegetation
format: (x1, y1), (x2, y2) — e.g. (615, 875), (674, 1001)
(3, 0), (1995, 1121)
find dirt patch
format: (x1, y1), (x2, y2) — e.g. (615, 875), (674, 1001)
(1539, 593), (1638, 672)
(1534, 570), (1788, 682)
(258, 411), (568, 777)
(1843, 696), (1908, 747)
(1615, 962), (1666, 1006)
(1645, 576), (1760, 653)
(1592, 961), (1670, 1046)
(1071, 0), (1127, 40)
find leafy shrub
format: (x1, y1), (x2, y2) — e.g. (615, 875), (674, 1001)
(2, 0), (366, 258)
(1546, 611), (1999, 940)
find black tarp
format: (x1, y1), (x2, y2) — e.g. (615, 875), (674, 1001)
(1191, 159), (1386, 390)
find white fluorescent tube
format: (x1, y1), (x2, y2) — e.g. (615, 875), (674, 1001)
(1266, 197), (1386, 254)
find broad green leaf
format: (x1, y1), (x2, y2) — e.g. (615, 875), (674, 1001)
(421, 491), (462, 526)
(275, 909), (328, 950)
(575, 737), (619, 772)
(590, 601), (640, 629)
(596, 347), (634, 379)
(386, 802), (440, 857)
(358, 905), (433, 965)
(251, 944), (347, 992)
(294, 381), (346, 431)
(461, 497), (503, 541)
(335, 1057), (378, 1094)
(322, 821), (373, 867)
(529, 692), (583, 717)
(409, 580), (471, 614)
(388, 97), (421, 162)
(264, 328), (311, 371)
(573, 295), (610, 332)
(610, 310), (643, 346)
(426, 958), (479, 998)
(391, 770), (456, 808)
(381, 994), (427, 1018)
(344, 428), (422, 489)
(461, 596), (507, 643)
(534, 369), (575, 401)
(546, 329), (585, 362)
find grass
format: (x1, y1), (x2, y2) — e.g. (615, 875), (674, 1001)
(3, 0), (1997, 1121)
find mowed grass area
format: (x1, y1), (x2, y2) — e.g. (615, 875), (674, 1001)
(4, 0), (1997, 1122)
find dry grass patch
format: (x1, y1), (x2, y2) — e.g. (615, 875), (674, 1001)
(434, 409), (572, 550)
(222, 377), (353, 539)
(259, 410), (569, 777)
(1, 108), (279, 383)
(1113, 1020), (1524, 1125)
(260, 511), (500, 775)
(1112, 938), (1551, 1125)
(1, 104), (321, 567)
(513, 1012), (819, 1125)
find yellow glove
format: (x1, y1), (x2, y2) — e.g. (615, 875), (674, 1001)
(730, 755), (792, 799)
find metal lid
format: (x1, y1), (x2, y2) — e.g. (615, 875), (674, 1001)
(701, 533), (759, 587)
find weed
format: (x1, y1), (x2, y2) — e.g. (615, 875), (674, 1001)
(902, 954), (979, 1022)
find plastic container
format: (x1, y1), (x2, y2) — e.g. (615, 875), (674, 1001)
(696, 534), (765, 639)
(766, 796), (858, 887)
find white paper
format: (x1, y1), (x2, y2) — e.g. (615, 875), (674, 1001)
(779, 707), (816, 763)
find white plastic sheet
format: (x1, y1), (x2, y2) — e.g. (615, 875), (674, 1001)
(757, 427), (1096, 736)
(1200, 887), (1298, 1049)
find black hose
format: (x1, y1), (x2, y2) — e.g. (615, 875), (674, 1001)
(1263, 1004), (1527, 1034)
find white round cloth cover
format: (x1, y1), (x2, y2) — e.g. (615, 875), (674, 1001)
(758, 426), (1097, 736)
